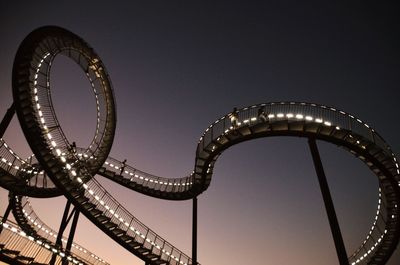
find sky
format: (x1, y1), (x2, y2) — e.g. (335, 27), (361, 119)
(1, 1), (400, 264)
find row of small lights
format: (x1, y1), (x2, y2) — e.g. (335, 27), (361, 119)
(2, 139), (191, 263)
(350, 190), (385, 264)
(85, 56), (102, 151)
(33, 53), (191, 265)
(0, 154), (41, 177)
(351, 231), (387, 265)
(199, 103), (400, 188)
(196, 102), (400, 262)
(102, 159), (193, 188)
(79, 180), (189, 265)
(21, 203), (107, 264)
(0, 221), (82, 264)
(32, 52), (399, 265)
(32, 53), (114, 264)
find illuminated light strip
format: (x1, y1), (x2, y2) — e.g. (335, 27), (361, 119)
(349, 190), (385, 263)
(104, 159), (192, 188)
(21, 198), (108, 263)
(28, 92), (395, 264)
(80, 183), (189, 265)
(2, 221), (83, 264)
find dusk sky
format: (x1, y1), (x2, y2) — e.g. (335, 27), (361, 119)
(1, 1), (400, 264)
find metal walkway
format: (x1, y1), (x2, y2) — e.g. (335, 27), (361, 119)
(1, 26), (399, 265)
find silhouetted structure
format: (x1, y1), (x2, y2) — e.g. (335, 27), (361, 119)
(1, 26), (400, 265)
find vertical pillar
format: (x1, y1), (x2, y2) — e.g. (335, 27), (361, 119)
(65, 209), (80, 252)
(55, 201), (72, 247)
(0, 103), (15, 138)
(51, 201), (73, 265)
(62, 209), (80, 265)
(0, 196), (15, 234)
(308, 138), (349, 265)
(192, 197), (198, 265)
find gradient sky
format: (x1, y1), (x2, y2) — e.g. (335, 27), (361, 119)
(1, 1), (400, 264)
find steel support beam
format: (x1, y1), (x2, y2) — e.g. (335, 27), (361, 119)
(51, 201), (80, 265)
(308, 138), (349, 265)
(0, 196), (15, 233)
(65, 209), (80, 252)
(0, 103), (15, 138)
(62, 209), (80, 265)
(192, 197), (198, 265)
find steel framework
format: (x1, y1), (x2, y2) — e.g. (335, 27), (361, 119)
(0, 26), (399, 265)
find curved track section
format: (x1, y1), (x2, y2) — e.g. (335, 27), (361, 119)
(1, 217), (87, 265)
(0, 138), (61, 198)
(11, 194), (109, 265)
(6, 25), (400, 265)
(97, 102), (400, 264)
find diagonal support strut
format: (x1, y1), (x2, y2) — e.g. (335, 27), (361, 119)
(308, 138), (349, 265)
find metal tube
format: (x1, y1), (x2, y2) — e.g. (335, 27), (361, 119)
(192, 197), (198, 265)
(308, 138), (349, 265)
(0, 103), (15, 138)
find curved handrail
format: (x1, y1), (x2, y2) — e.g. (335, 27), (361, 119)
(6, 25), (400, 265)
(0, 218), (85, 264)
(3, 99), (399, 264)
(11, 195), (109, 265)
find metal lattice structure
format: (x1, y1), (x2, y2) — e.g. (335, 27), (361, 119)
(1, 26), (399, 265)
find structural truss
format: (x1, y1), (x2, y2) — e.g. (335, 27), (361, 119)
(0, 26), (399, 265)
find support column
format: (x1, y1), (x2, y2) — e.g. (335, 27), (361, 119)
(192, 197), (198, 265)
(0, 103), (15, 138)
(65, 209), (80, 252)
(54, 201), (72, 247)
(51, 201), (80, 265)
(62, 209), (80, 265)
(0, 196), (15, 233)
(308, 138), (349, 265)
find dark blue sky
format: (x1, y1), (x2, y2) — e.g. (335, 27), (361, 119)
(1, 1), (399, 264)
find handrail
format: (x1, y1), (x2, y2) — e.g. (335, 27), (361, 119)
(0, 218), (83, 264)
(12, 195), (109, 265)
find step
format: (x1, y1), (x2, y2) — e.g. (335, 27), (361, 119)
(128, 241), (141, 249)
(75, 196), (89, 205)
(17, 255), (35, 262)
(146, 253), (159, 260)
(81, 202), (96, 211)
(112, 228), (125, 237)
(97, 215), (111, 224)
(104, 222), (117, 230)
(1, 248), (20, 256)
(90, 208), (103, 217)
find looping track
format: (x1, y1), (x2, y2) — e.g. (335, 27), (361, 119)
(1, 26), (400, 265)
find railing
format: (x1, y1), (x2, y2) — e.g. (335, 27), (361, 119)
(80, 176), (193, 265)
(15, 196), (108, 265)
(196, 102), (396, 163)
(193, 102), (399, 264)
(0, 218), (79, 264)
(0, 138), (57, 190)
(100, 155), (193, 193)
(30, 32), (116, 176)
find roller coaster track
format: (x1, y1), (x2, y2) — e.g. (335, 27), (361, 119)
(1, 25), (399, 265)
